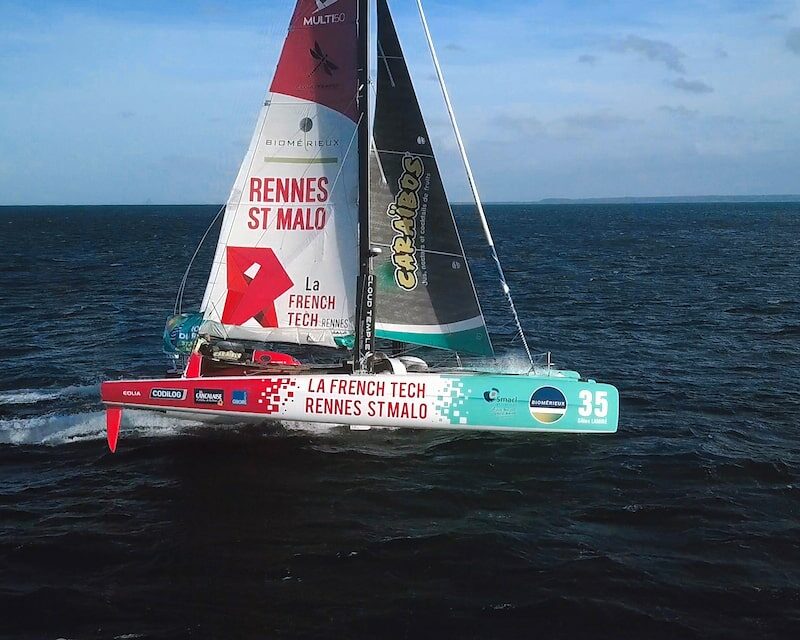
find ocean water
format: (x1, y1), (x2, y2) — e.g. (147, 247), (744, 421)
(1, 203), (799, 639)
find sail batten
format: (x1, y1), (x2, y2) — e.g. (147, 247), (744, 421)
(369, 0), (492, 357)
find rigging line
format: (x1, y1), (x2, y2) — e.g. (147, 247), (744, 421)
(206, 299), (230, 341)
(377, 41), (397, 88)
(174, 204), (225, 315)
(368, 83), (390, 185)
(370, 138), (389, 185)
(415, 0), (533, 366)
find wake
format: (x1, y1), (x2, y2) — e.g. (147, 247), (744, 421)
(0, 384), (98, 406)
(0, 382), (206, 446)
(0, 409), (206, 446)
(0, 384), (344, 446)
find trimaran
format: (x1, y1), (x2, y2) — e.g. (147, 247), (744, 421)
(100, 0), (620, 451)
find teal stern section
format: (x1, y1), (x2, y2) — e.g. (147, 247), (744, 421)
(436, 372), (619, 433)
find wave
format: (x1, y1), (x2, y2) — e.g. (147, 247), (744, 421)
(281, 420), (341, 435)
(0, 384), (99, 406)
(0, 379), (355, 444)
(473, 353), (538, 375)
(0, 409), (203, 447)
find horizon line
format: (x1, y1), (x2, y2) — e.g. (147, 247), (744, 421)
(2, 194), (800, 208)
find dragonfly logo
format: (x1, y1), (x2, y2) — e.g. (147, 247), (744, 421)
(310, 41), (339, 76)
(314, 0), (340, 13)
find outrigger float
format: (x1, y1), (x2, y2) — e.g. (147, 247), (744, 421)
(101, 0), (619, 452)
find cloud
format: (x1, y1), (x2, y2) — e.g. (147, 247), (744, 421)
(492, 114), (544, 138)
(578, 54), (598, 64)
(659, 105), (698, 118)
(491, 111), (637, 141)
(670, 78), (714, 94)
(787, 29), (800, 55)
(612, 35), (686, 73)
(561, 111), (638, 131)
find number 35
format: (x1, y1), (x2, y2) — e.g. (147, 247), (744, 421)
(578, 390), (608, 418)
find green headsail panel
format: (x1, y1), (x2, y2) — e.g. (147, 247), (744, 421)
(370, 0), (492, 357)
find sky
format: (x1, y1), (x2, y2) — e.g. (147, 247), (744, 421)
(0, 0), (798, 204)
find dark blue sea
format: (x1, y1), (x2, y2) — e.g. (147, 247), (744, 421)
(1, 203), (799, 639)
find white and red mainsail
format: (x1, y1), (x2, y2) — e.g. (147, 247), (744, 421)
(201, 0), (360, 347)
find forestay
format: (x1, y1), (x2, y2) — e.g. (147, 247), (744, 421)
(201, 0), (360, 348)
(369, 0), (492, 356)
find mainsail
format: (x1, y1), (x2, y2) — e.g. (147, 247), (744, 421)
(200, 0), (360, 348)
(369, 0), (492, 356)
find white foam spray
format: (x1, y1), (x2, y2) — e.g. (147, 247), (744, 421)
(0, 384), (99, 406)
(0, 407), (204, 447)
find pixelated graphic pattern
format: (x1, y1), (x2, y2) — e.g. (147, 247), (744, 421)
(258, 378), (297, 415)
(431, 378), (469, 426)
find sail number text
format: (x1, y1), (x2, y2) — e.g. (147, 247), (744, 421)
(577, 390), (609, 421)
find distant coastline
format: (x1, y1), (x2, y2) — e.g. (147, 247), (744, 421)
(2, 195), (800, 208)
(529, 195), (800, 205)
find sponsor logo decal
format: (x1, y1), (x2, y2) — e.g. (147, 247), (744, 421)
(247, 178), (332, 233)
(163, 313), (202, 355)
(221, 247), (293, 328)
(359, 274), (376, 355)
(314, 0), (340, 12)
(484, 387), (518, 416)
(122, 390), (142, 398)
(304, 12), (346, 26)
(264, 138), (340, 148)
(484, 388), (517, 404)
(195, 389), (225, 406)
(529, 387), (567, 424)
(388, 154), (424, 291)
(150, 388), (187, 401)
(232, 390), (248, 406)
(310, 41), (338, 76)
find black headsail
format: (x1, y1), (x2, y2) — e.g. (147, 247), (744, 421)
(369, 0), (492, 356)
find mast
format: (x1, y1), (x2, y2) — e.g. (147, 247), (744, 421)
(354, 0), (375, 371)
(415, 0), (534, 366)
